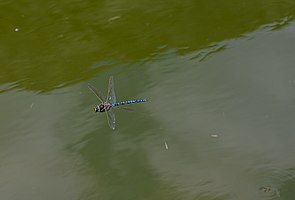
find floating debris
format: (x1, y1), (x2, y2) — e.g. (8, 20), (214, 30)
(211, 134), (218, 138)
(164, 141), (168, 150)
(15, 27), (19, 32)
(108, 16), (121, 22)
(30, 103), (34, 109)
(260, 186), (272, 193)
(259, 186), (280, 197)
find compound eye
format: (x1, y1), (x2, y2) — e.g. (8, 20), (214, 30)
(94, 107), (99, 112)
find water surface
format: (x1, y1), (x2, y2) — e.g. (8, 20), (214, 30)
(1, 0), (295, 199)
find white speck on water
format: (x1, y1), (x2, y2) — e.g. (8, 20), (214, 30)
(211, 134), (218, 138)
(164, 141), (168, 150)
(15, 27), (19, 32)
(30, 103), (34, 109)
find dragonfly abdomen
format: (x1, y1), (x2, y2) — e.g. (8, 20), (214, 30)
(112, 99), (146, 107)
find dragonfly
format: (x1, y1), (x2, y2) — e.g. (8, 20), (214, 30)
(88, 76), (146, 130)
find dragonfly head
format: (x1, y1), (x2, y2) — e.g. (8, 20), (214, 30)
(94, 105), (100, 112)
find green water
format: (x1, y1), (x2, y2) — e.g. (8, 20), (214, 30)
(1, 1), (295, 199)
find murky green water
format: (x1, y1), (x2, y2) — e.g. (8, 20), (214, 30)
(1, 1), (295, 199)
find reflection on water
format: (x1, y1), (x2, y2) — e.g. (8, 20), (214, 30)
(1, 0), (295, 92)
(1, 0), (295, 199)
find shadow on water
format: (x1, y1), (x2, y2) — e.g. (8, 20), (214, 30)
(64, 110), (232, 200)
(71, 130), (178, 199)
(58, 104), (174, 199)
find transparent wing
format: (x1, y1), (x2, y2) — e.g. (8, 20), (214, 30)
(106, 109), (116, 130)
(87, 84), (106, 103)
(107, 76), (116, 104)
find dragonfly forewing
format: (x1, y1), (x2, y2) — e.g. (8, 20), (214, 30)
(88, 84), (106, 103)
(107, 76), (116, 104)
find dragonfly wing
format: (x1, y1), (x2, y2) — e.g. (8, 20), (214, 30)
(88, 84), (106, 103)
(106, 109), (116, 130)
(107, 76), (116, 104)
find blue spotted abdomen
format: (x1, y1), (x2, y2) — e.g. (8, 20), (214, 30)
(112, 99), (146, 107)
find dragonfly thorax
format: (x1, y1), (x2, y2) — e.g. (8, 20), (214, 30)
(94, 103), (112, 113)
